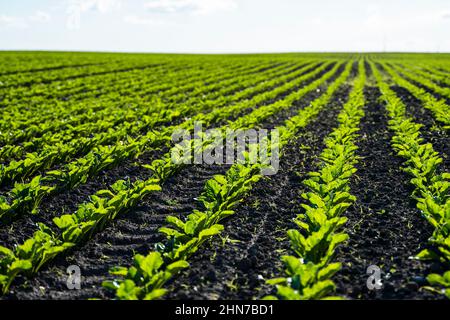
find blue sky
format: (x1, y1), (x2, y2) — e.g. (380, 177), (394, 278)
(0, 0), (449, 53)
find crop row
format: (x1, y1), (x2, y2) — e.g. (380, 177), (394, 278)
(0, 58), (250, 111)
(400, 63), (450, 87)
(371, 61), (450, 299)
(103, 60), (354, 300)
(0, 60), (166, 89)
(0, 60), (346, 294)
(0, 52), (115, 75)
(3, 60), (336, 222)
(379, 62), (450, 130)
(0, 59), (276, 139)
(265, 60), (365, 300)
(0, 60), (296, 163)
(388, 63), (450, 100)
(0, 60), (323, 223)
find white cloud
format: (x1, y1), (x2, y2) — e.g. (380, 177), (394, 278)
(67, 0), (122, 13)
(0, 11), (51, 29)
(144, 0), (237, 15)
(123, 15), (171, 26)
(66, 0), (122, 30)
(29, 11), (51, 23)
(442, 11), (450, 19)
(0, 15), (28, 28)
(360, 8), (447, 36)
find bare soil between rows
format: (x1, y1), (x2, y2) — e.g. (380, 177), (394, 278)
(2, 65), (345, 300)
(2, 63), (446, 300)
(333, 86), (444, 300)
(166, 86), (350, 300)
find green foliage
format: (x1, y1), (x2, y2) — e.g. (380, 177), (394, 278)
(103, 61), (352, 300)
(371, 60), (450, 299)
(266, 258), (341, 300)
(383, 63), (450, 129)
(267, 59), (366, 300)
(102, 252), (189, 300)
(426, 271), (450, 299)
(0, 55), (344, 296)
(0, 223), (73, 294)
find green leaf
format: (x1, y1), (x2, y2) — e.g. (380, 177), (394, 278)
(116, 279), (140, 300)
(109, 266), (128, 277)
(166, 260), (189, 274)
(53, 215), (75, 230)
(213, 175), (227, 185)
(261, 295), (279, 300)
(9, 260), (32, 273)
(318, 262), (341, 281)
(137, 252), (164, 277)
(184, 220), (197, 236)
(144, 288), (167, 300)
(277, 285), (300, 300)
(266, 277), (287, 286)
(102, 280), (120, 290)
(166, 216), (185, 230)
(0, 246), (14, 258)
(198, 224), (223, 242)
(427, 273), (449, 287)
(416, 249), (440, 260)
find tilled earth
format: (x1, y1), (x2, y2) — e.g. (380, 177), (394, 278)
(3, 66), (348, 300)
(333, 87), (445, 300)
(2, 64), (448, 301)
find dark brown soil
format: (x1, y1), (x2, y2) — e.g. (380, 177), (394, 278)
(2, 66), (345, 300)
(386, 64), (450, 105)
(391, 85), (450, 172)
(6, 163), (230, 300)
(333, 86), (443, 300)
(0, 62), (338, 236)
(166, 87), (350, 300)
(2, 62), (446, 301)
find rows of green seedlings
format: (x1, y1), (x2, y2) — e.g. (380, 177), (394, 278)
(265, 60), (365, 300)
(369, 54), (450, 72)
(0, 63), (179, 140)
(102, 61), (354, 300)
(421, 64), (450, 79)
(2, 60), (292, 141)
(0, 59), (293, 164)
(0, 52), (115, 75)
(3, 57), (282, 120)
(0, 59), (270, 142)
(2, 57), (294, 105)
(426, 62), (450, 74)
(388, 62), (450, 101)
(371, 61), (450, 299)
(1, 60), (195, 111)
(0, 60), (289, 152)
(0, 61), (298, 160)
(1, 57), (293, 106)
(0, 60), (346, 295)
(399, 63), (450, 87)
(0, 53), (225, 89)
(379, 62), (450, 130)
(0, 61), (337, 225)
(0, 61), (101, 76)
(0, 60), (318, 188)
(0, 62), (248, 160)
(0, 59), (161, 88)
(387, 62), (450, 94)
(0, 60), (322, 222)
(0, 62), (195, 135)
(0, 57), (250, 114)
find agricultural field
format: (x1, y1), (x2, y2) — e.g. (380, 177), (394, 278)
(0, 51), (449, 301)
